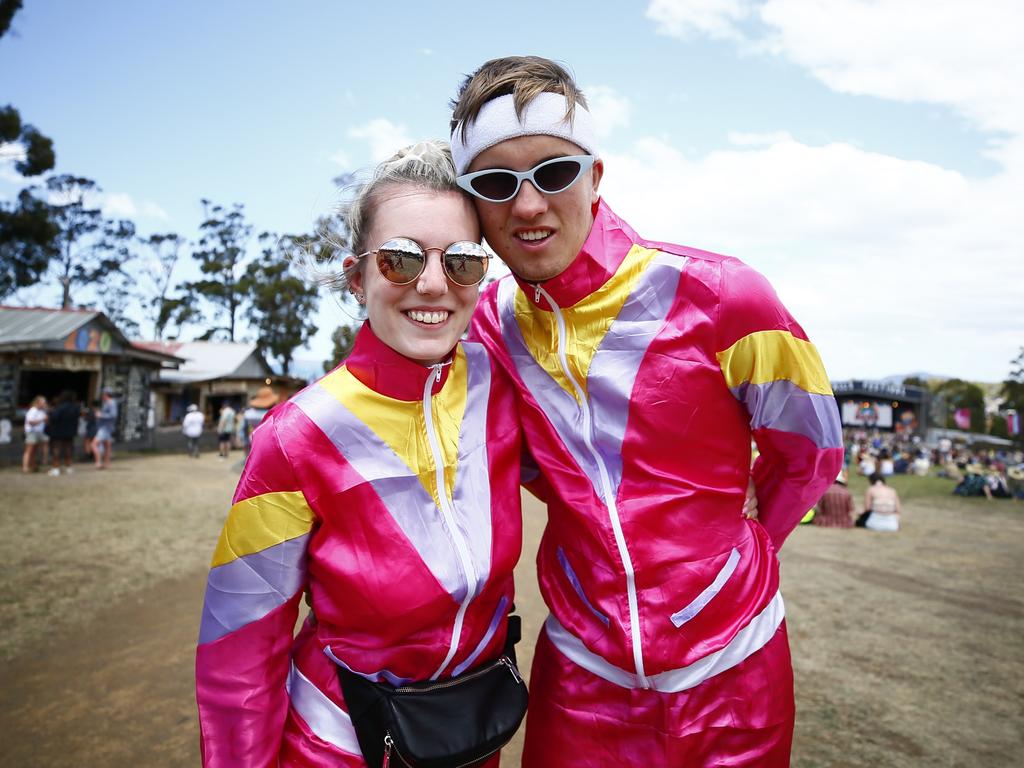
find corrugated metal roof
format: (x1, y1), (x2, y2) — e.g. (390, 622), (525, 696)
(156, 341), (271, 383)
(0, 306), (98, 345)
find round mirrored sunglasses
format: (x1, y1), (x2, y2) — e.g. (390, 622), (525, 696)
(456, 155), (596, 203)
(356, 238), (489, 287)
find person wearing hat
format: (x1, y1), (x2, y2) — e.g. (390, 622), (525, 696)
(239, 387), (279, 451)
(814, 470), (855, 528)
(182, 404), (205, 459)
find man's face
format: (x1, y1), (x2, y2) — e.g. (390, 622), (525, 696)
(467, 135), (603, 283)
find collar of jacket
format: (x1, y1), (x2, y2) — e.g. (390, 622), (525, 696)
(511, 198), (642, 310)
(344, 320), (454, 401)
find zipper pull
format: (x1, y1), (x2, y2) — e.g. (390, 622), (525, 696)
(433, 363), (442, 383)
(533, 283), (541, 303)
(501, 656), (523, 685)
(383, 733), (393, 768)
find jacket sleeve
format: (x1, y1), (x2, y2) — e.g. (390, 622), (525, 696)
(195, 413), (316, 767)
(714, 259), (844, 549)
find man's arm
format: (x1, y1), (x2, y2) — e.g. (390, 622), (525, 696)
(715, 259), (844, 549)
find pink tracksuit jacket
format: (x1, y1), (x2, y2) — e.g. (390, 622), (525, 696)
(195, 324), (522, 766)
(470, 199), (843, 696)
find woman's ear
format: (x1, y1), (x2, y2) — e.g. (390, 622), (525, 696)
(343, 255), (365, 303)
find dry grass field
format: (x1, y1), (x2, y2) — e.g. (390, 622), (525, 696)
(1, 452), (1021, 766)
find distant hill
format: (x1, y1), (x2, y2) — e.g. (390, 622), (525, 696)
(881, 372), (952, 386)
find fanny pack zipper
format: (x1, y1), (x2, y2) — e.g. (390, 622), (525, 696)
(384, 729), (507, 768)
(392, 654), (521, 694)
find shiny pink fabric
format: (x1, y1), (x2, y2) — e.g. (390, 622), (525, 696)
(196, 323), (523, 766)
(522, 623), (795, 767)
(470, 199), (840, 762)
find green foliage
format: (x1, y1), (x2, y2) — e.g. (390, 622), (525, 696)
(0, 0), (22, 38)
(44, 175), (136, 310)
(242, 232), (320, 376)
(0, 187), (59, 298)
(325, 323), (358, 373)
(935, 378), (986, 432)
(184, 200), (252, 341)
(2, 5), (57, 179)
(138, 232), (187, 339)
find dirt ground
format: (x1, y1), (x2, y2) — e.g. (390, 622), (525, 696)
(1, 453), (1022, 767)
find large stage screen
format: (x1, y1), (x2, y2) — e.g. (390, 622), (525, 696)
(841, 401), (893, 428)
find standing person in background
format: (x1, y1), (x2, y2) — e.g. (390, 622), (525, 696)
(216, 402), (236, 459)
(94, 389), (118, 470)
(82, 399), (99, 462)
(182, 404), (205, 458)
(21, 395), (48, 473)
(47, 390), (80, 476)
(451, 56), (843, 766)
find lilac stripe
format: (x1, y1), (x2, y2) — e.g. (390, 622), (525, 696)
(733, 379), (843, 449)
(451, 343), (494, 590)
(557, 546), (609, 626)
(293, 382), (466, 599)
(286, 662), (361, 755)
(497, 278), (602, 488)
(588, 253), (685, 489)
(452, 595), (508, 676)
(670, 547), (740, 627)
(323, 645), (413, 686)
(198, 534), (308, 644)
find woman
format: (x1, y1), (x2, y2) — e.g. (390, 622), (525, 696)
(195, 141), (523, 767)
(861, 472), (901, 531)
(21, 395), (48, 473)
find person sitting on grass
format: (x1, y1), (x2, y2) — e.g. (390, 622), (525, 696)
(859, 473), (901, 531)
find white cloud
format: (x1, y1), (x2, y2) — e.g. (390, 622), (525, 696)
(601, 132), (1022, 381)
(584, 85), (632, 139)
(646, 0), (754, 40)
(758, 0), (1024, 137)
(632, 0), (1024, 381)
(330, 149), (353, 169)
(101, 192), (169, 221)
(348, 118), (414, 162)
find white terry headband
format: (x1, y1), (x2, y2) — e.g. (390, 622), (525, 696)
(451, 92), (599, 175)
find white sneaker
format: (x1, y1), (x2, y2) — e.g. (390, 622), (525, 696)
(48, 468), (61, 477)
(65, 467), (74, 475)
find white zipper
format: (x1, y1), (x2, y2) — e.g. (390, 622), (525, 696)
(423, 362), (479, 680)
(535, 284), (650, 688)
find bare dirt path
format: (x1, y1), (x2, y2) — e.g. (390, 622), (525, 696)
(1, 454), (1022, 766)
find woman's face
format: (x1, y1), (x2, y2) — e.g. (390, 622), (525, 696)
(351, 188), (482, 366)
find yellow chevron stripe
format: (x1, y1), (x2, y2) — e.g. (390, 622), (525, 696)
(716, 330), (833, 394)
(317, 347), (468, 509)
(211, 490), (315, 567)
(516, 244), (657, 400)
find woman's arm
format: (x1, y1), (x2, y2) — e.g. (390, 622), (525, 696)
(196, 413), (316, 767)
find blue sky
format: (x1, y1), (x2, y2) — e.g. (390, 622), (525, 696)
(2, 0), (1022, 382)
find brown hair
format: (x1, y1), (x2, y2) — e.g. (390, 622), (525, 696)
(449, 56), (589, 142)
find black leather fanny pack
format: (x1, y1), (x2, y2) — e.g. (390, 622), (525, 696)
(336, 615), (529, 768)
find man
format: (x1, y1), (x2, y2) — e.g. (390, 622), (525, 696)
(94, 389), (118, 470)
(182, 403), (205, 458)
(216, 402), (236, 459)
(450, 57), (843, 766)
(814, 470), (855, 527)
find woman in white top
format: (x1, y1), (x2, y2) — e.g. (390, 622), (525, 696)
(863, 472), (901, 531)
(22, 395), (49, 473)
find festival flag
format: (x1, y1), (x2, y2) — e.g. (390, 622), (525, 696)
(954, 408), (971, 430)
(1008, 410), (1021, 436)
